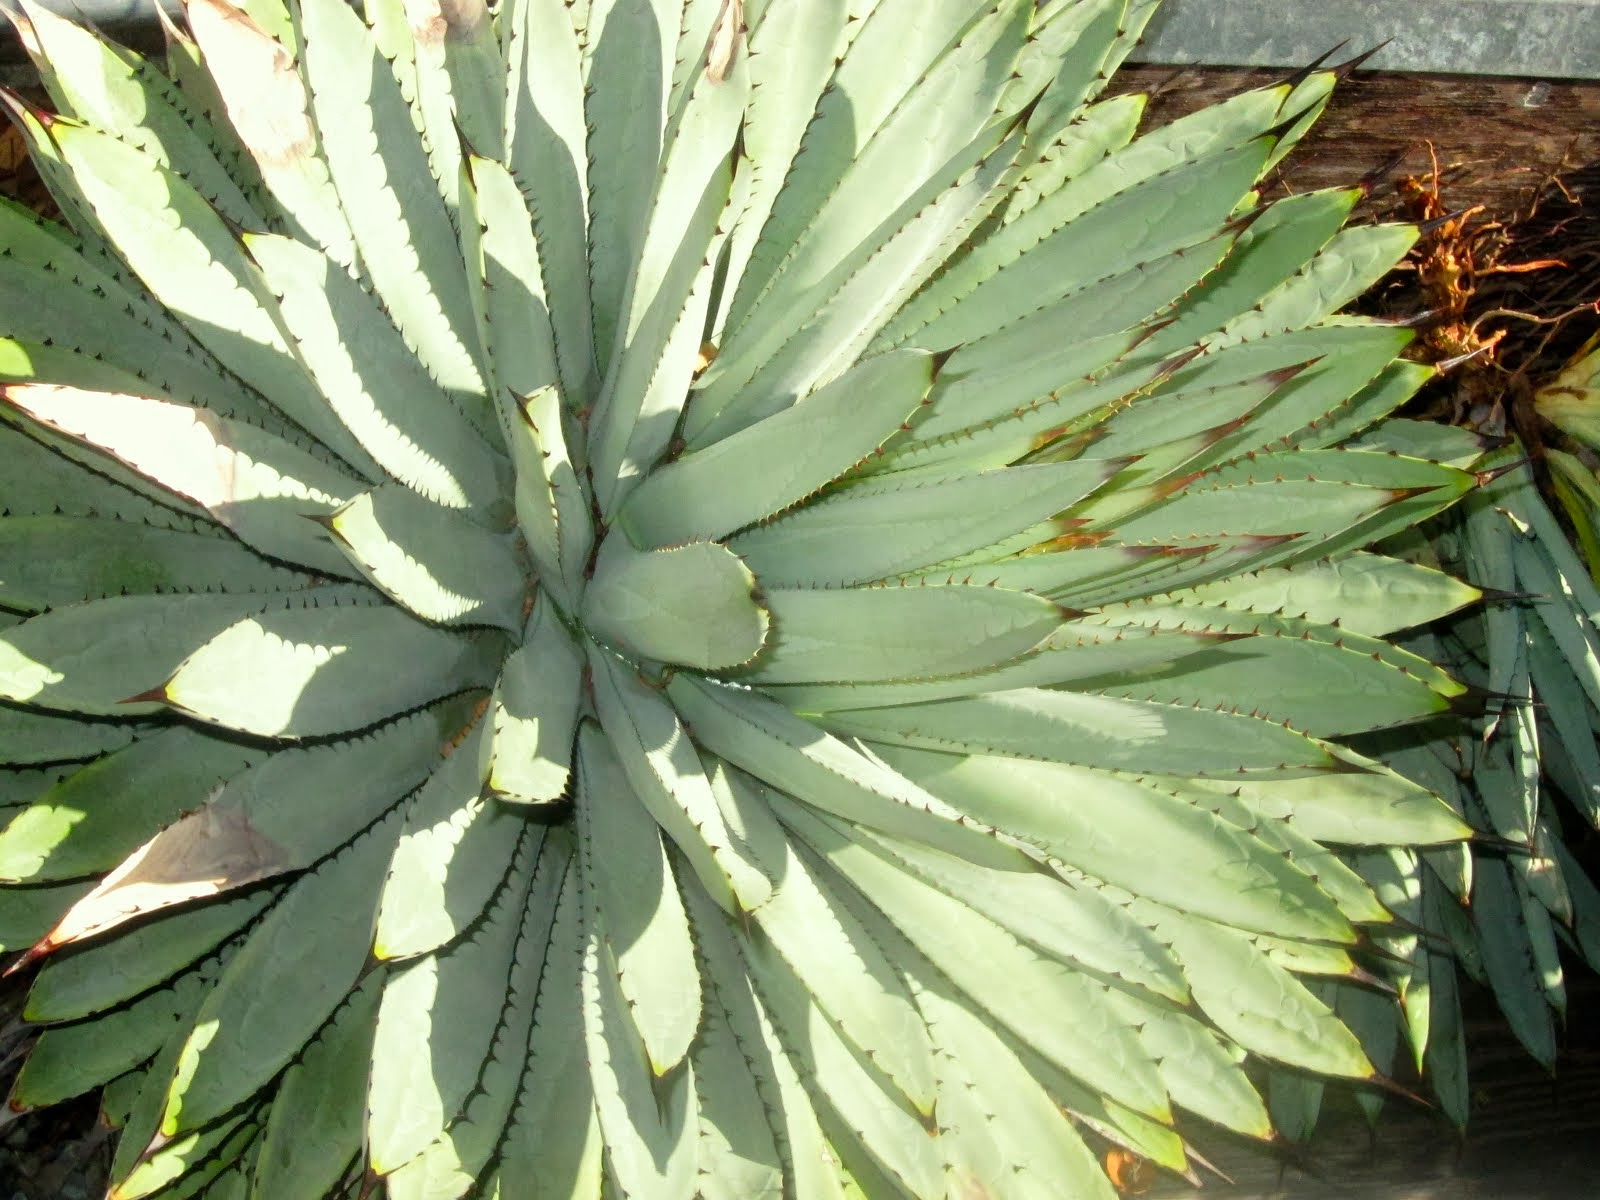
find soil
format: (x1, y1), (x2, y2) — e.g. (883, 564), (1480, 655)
(0, 984), (111, 1198)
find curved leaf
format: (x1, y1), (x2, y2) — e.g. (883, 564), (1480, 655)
(745, 581), (1062, 685)
(488, 600), (582, 805)
(162, 598), (503, 738)
(298, 0), (487, 406)
(876, 744), (1355, 944)
(574, 723), (702, 1078)
(621, 350), (934, 547)
(777, 797), (1171, 1123)
(161, 805), (407, 1135)
(327, 483), (526, 630)
(1, 384), (364, 579)
(367, 832), (536, 1175)
(585, 538), (768, 670)
(252, 975), (381, 1199)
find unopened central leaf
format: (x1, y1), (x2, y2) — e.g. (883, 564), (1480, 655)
(583, 538), (769, 670)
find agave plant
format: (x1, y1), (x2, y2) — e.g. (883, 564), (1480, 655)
(1244, 456), (1599, 1143)
(1539, 334), (1600, 577)
(0, 0), (1500, 1196)
(1330, 361), (1600, 1134)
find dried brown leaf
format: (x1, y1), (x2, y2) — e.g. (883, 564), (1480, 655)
(16, 800), (290, 968)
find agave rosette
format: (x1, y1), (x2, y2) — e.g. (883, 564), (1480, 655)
(0, 1), (1485, 1196)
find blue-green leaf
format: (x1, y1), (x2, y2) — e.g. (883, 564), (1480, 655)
(367, 832), (537, 1175)
(327, 483), (526, 630)
(245, 234), (507, 511)
(875, 743), (1355, 943)
(744, 582), (1063, 684)
(373, 714), (525, 961)
(575, 723), (702, 1077)
(585, 538), (769, 670)
(488, 600), (583, 805)
(777, 797), (1171, 1124)
(730, 458), (1120, 587)
(623, 350), (934, 547)
(299, 0), (487, 408)
(161, 805), (407, 1135)
(0, 725), (264, 883)
(826, 686), (1345, 778)
(1, 384), (365, 579)
(162, 595), (503, 738)
(252, 974), (381, 1199)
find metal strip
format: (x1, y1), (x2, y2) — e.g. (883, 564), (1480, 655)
(2, 1), (1598, 78)
(1132, 0), (1600, 80)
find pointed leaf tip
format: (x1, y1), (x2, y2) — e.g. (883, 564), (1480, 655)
(121, 686), (171, 706)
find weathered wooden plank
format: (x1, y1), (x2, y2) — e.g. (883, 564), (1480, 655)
(1112, 66), (1600, 222)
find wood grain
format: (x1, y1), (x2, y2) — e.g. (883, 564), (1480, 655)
(1111, 66), (1600, 221)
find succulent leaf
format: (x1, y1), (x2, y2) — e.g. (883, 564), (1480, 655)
(583, 538), (767, 669)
